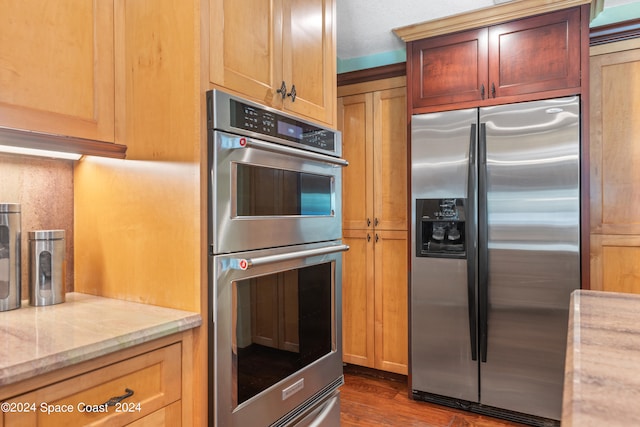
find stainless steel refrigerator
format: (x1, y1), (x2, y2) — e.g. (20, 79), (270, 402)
(410, 97), (580, 424)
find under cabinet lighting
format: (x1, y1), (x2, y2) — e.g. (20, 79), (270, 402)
(0, 144), (82, 160)
(0, 126), (127, 160)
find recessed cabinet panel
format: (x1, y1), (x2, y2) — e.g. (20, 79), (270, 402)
(338, 94), (374, 230)
(374, 88), (408, 231)
(411, 28), (488, 108)
(489, 7), (581, 97)
(0, 0), (114, 141)
(283, 0), (336, 125)
(209, 0), (282, 108)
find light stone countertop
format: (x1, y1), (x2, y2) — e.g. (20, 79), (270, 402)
(0, 292), (201, 386)
(562, 290), (640, 426)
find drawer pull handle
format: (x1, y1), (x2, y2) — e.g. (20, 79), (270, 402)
(102, 388), (135, 407)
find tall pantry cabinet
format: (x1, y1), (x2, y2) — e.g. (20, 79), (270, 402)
(338, 77), (408, 375)
(590, 39), (640, 294)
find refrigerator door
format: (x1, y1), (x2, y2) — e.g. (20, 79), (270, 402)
(411, 109), (479, 402)
(478, 97), (580, 420)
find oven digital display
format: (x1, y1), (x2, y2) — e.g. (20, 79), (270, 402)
(277, 120), (303, 140)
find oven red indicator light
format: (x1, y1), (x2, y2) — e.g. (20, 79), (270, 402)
(239, 259), (248, 270)
(239, 137), (247, 147)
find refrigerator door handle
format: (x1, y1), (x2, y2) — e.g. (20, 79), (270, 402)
(467, 123), (478, 362)
(478, 123), (489, 363)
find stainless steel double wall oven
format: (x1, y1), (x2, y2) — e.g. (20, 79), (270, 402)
(207, 90), (347, 426)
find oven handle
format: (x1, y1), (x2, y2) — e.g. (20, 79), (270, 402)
(235, 137), (349, 167)
(232, 244), (350, 270)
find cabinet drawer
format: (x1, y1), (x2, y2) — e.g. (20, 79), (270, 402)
(2, 343), (181, 426)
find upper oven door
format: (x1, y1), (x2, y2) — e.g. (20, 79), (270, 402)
(210, 130), (346, 254)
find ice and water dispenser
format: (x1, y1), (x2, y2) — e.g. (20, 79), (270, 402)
(416, 198), (466, 258)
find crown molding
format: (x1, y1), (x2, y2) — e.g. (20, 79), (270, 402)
(393, 0), (591, 42)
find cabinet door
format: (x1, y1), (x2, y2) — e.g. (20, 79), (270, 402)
(374, 230), (408, 375)
(373, 88), (407, 231)
(342, 229), (375, 368)
(0, 0), (114, 142)
(282, 0), (336, 125)
(210, 0), (283, 109)
(488, 7), (581, 99)
(409, 28), (488, 109)
(338, 93), (374, 230)
(3, 344), (181, 426)
(590, 46), (640, 294)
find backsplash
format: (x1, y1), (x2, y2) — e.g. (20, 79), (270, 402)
(0, 153), (74, 299)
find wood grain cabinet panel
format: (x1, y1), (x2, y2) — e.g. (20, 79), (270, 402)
(342, 229), (375, 369)
(338, 87), (407, 231)
(590, 43), (640, 294)
(2, 343), (181, 426)
(0, 0), (114, 142)
(488, 7), (581, 98)
(410, 28), (488, 108)
(338, 80), (408, 375)
(210, 0), (336, 126)
(409, 6), (583, 112)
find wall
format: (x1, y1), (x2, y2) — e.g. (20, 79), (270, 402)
(0, 153), (75, 298)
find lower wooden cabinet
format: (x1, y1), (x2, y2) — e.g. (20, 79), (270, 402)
(342, 229), (408, 375)
(0, 334), (190, 427)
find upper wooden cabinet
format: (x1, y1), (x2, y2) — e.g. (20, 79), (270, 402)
(338, 86), (408, 231)
(0, 0), (115, 142)
(408, 7), (583, 112)
(210, 0), (336, 126)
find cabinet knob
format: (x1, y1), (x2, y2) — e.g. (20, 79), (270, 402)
(491, 83), (496, 98)
(276, 81), (287, 100)
(367, 218), (371, 227)
(367, 233), (371, 242)
(287, 84), (297, 102)
(374, 218), (379, 227)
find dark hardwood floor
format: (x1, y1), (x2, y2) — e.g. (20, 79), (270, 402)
(340, 366), (528, 427)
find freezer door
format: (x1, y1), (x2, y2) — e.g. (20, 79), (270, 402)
(410, 109), (479, 402)
(478, 97), (580, 420)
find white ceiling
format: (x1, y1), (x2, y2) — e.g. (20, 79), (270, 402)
(336, 0), (639, 61)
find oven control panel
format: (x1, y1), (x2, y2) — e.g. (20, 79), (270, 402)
(230, 99), (336, 152)
(206, 89), (340, 157)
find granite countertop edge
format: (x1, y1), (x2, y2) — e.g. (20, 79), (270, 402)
(0, 292), (202, 387)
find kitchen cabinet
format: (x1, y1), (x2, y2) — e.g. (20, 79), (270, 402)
(338, 78), (408, 375)
(408, 7), (583, 112)
(0, 333), (191, 427)
(342, 229), (408, 375)
(0, 0), (115, 142)
(590, 40), (640, 294)
(209, 0), (336, 126)
(339, 86), (408, 231)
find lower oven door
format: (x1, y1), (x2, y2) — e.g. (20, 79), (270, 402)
(212, 241), (347, 427)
